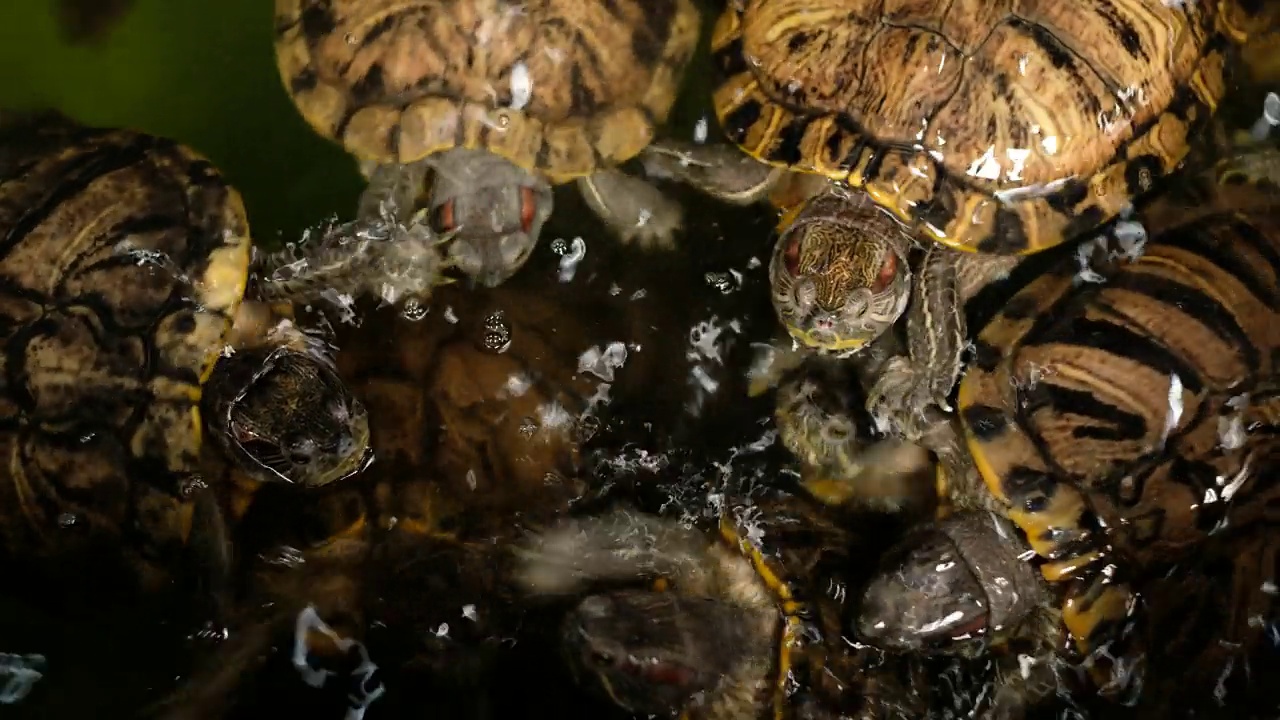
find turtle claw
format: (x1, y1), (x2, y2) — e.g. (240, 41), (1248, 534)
(577, 170), (683, 251)
(866, 357), (945, 441)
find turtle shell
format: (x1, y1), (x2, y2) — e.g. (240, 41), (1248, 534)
(953, 171), (1280, 663)
(714, 492), (927, 719)
(273, 0), (701, 184)
(0, 118), (251, 582)
(709, 0), (1255, 255)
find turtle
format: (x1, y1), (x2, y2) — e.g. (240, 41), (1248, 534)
(272, 0), (703, 288)
(148, 266), (683, 720)
(0, 115), (373, 605)
(514, 481), (951, 720)
(832, 144), (1280, 717)
(635, 0), (1276, 444)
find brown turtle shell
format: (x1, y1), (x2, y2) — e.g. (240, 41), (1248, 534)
(274, 0), (701, 184)
(710, 0), (1265, 255)
(955, 160), (1280, 666)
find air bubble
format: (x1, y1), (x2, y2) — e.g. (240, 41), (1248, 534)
(401, 298), (429, 321)
(57, 513), (78, 528)
(482, 311), (512, 353)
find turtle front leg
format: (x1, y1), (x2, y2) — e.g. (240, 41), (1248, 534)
(252, 205), (454, 310)
(639, 139), (787, 205)
(576, 169), (683, 250)
(866, 249), (1019, 443)
(866, 245), (966, 441)
(356, 159), (430, 224)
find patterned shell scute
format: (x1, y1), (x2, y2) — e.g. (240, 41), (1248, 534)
(715, 0), (1232, 254)
(0, 120), (251, 558)
(274, 0), (702, 182)
(955, 196), (1280, 655)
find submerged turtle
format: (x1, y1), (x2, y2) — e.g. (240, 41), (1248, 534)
(0, 116), (372, 601)
(151, 270), (680, 719)
(515, 488), (936, 720)
(273, 0), (702, 287)
(839, 146), (1280, 716)
(640, 0), (1273, 440)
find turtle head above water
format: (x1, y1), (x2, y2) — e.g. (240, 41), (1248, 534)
(205, 330), (371, 488)
(423, 148), (554, 288)
(856, 511), (1048, 656)
(770, 191), (912, 355)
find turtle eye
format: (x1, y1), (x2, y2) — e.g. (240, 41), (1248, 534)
(870, 251), (898, 293)
(519, 186), (538, 233)
(431, 199), (456, 233)
(782, 233), (801, 276)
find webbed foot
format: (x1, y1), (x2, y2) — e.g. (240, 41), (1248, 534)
(253, 204), (454, 310)
(776, 364), (934, 513)
(865, 356), (951, 442)
(576, 169), (682, 250)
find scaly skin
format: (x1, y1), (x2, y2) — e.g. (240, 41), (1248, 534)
(642, 139), (1017, 494)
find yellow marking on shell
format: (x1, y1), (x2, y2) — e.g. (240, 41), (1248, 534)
(228, 473), (261, 522)
(176, 502), (196, 545)
(1005, 487), (1088, 561)
(718, 516), (804, 720)
(802, 475), (856, 506)
(651, 576), (670, 592)
(1040, 550), (1105, 583)
(396, 516), (456, 538)
(709, 5), (740, 50)
(774, 199), (807, 236)
(1061, 583), (1131, 655)
(934, 463), (953, 520)
(320, 512), (368, 546)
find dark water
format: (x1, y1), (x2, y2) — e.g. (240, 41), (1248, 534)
(2, 1), (1280, 718)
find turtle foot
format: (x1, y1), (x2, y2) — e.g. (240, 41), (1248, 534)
(866, 356), (950, 442)
(576, 169), (682, 250)
(776, 368), (933, 513)
(254, 208), (455, 313)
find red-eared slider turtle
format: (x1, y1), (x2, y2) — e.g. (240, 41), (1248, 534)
(273, 0), (702, 287)
(516, 491), (933, 720)
(640, 0), (1273, 441)
(846, 146), (1280, 716)
(150, 271), (679, 719)
(0, 116), (372, 599)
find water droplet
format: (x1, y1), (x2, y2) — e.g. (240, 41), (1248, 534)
(704, 271), (737, 294)
(481, 311), (512, 353)
(179, 474), (209, 497)
(518, 418), (538, 438)
(550, 237), (568, 255)
(262, 545), (306, 567)
(57, 513), (78, 528)
(575, 414), (601, 443)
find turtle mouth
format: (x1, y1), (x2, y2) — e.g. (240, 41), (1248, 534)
(785, 325), (871, 354)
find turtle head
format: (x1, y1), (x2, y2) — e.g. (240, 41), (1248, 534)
(207, 333), (371, 488)
(563, 590), (770, 716)
(770, 191), (911, 355)
(424, 148), (554, 288)
(855, 511), (1047, 656)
